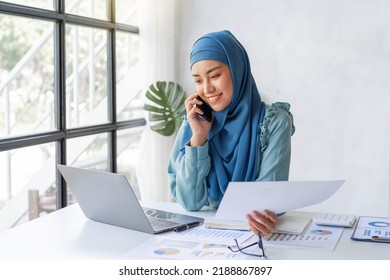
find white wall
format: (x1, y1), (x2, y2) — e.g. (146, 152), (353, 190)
(174, 0), (390, 216)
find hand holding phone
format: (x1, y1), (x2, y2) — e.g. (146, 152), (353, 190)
(195, 96), (213, 122)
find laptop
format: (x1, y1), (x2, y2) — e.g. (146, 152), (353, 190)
(57, 164), (204, 234)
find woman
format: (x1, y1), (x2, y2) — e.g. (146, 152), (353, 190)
(168, 30), (295, 236)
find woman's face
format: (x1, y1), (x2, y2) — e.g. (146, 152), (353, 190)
(191, 60), (233, 112)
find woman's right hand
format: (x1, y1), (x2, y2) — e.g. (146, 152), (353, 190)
(185, 93), (213, 146)
(246, 210), (278, 237)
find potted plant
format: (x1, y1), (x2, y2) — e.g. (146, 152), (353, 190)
(143, 81), (187, 136)
(136, 81), (187, 202)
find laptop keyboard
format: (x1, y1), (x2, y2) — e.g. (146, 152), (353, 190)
(148, 216), (180, 231)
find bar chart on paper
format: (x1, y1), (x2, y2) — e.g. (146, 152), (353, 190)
(362, 220), (390, 237)
(264, 223), (343, 251)
(126, 228), (255, 260)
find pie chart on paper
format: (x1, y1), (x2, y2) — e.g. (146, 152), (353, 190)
(154, 248), (180, 256)
(310, 229), (332, 235)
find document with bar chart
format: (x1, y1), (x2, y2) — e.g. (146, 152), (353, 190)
(351, 216), (390, 243)
(263, 223), (343, 251)
(126, 228), (255, 260)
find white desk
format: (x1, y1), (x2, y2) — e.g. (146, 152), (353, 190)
(0, 202), (389, 260)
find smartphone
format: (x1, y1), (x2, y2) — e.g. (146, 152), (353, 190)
(195, 96), (213, 122)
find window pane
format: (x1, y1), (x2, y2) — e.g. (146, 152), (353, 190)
(66, 25), (108, 128)
(0, 14), (55, 138)
(0, 143), (56, 230)
(65, 0), (109, 21)
(117, 127), (143, 199)
(116, 31), (143, 121)
(66, 133), (109, 204)
(1, 0), (54, 10)
(116, 0), (138, 25)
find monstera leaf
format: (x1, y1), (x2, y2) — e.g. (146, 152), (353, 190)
(143, 81), (187, 136)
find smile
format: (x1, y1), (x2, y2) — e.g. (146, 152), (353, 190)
(207, 93), (222, 104)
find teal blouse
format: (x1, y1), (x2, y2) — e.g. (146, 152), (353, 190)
(168, 102), (295, 211)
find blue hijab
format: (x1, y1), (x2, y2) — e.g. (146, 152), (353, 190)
(181, 30), (265, 203)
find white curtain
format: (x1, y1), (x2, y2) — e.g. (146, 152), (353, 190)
(136, 0), (176, 202)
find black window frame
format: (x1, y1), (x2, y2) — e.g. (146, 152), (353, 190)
(0, 1), (146, 210)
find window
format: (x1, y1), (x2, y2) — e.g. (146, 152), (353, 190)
(0, 0), (144, 230)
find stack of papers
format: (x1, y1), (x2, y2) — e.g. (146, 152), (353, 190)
(274, 215), (312, 234)
(205, 214), (312, 235)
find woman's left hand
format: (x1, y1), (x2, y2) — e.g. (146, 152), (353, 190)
(246, 210), (279, 236)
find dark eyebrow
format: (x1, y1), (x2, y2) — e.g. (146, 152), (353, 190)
(192, 65), (222, 77)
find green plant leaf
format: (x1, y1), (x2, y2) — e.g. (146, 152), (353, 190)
(143, 81), (187, 136)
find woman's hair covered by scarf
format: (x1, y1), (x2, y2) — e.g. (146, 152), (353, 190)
(181, 30), (265, 202)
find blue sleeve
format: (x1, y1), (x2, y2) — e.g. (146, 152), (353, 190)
(256, 102), (295, 181)
(167, 123), (211, 211)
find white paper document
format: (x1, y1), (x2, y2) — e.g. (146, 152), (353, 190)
(126, 228), (255, 260)
(215, 180), (345, 220)
(264, 223), (343, 251)
(127, 237), (250, 260)
(351, 216), (390, 242)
